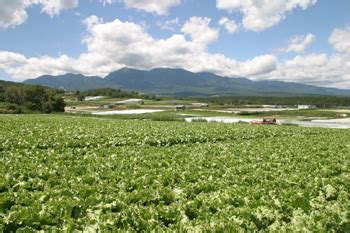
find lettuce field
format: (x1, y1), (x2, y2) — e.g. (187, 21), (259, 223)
(0, 115), (349, 231)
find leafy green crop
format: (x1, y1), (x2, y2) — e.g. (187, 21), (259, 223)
(0, 115), (349, 232)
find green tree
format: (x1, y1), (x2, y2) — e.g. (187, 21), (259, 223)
(3, 85), (65, 113)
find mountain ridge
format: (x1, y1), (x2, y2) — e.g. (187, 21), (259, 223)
(23, 68), (350, 96)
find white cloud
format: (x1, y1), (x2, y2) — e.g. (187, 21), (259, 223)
(0, 0), (30, 28)
(157, 17), (180, 31)
(38, 0), (79, 16)
(99, 0), (114, 6)
(82, 14), (103, 30)
(0, 0), (78, 28)
(255, 53), (350, 88)
(123, 0), (182, 15)
(0, 51), (27, 71)
(218, 17), (239, 34)
(282, 33), (315, 53)
(216, 0), (317, 31)
(3, 54), (81, 78)
(254, 25), (350, 88)
(0, 16), (277, 81)
(329, 26), (350, 54)
(1, 18), (349, 88)
(181, 17), (219, 46)
(240, 55), (277, 76)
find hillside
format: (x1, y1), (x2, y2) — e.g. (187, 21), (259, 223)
(0, 79), (65, 113)
(0, 79), (27, 88)
(24, 73), (104, 91)
(24, 68), (350, 96)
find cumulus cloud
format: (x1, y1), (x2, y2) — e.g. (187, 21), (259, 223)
(218, 17), (239, 34)
(282, 33), (315, 53)
(181, 17), (219, 46)
(329, 26), (350, 54)
(255, 53), (350, 88)
(2, 54), (82, 79)
(254, 24), (350, 88)
(0, 51), (27, 71)
(1, 17), (349, 88)
(216, 0), (317, 31)
(0, 0), (78, 28)
(0, 15), (277, 80)
(123, 0), (182, 15)
(0, 0), (30, 28)
(82, 14), (103, 30)
(37, 0), (79, 16)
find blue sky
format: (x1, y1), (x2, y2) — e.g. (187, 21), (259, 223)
(0, 0), (350, 88)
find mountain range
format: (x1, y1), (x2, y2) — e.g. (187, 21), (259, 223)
(24, 68), (350, 96)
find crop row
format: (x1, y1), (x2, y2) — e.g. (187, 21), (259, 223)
(0, 115), (349, 231)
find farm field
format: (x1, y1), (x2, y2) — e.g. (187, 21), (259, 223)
(63, 97), (350, 128)
(0, 115), (349, 231)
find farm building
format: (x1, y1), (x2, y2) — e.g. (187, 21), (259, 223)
(191, 103), (209, 107)
(298, 105), (316, 110)
(174, 105), (186, 112)
(85, 96), (104, 101)
(115, 99), (144, 105)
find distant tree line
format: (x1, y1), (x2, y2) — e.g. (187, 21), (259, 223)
(0, 83), (65, 113)
(191, 96), (350, 108)
(76, 88), (154, 100)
